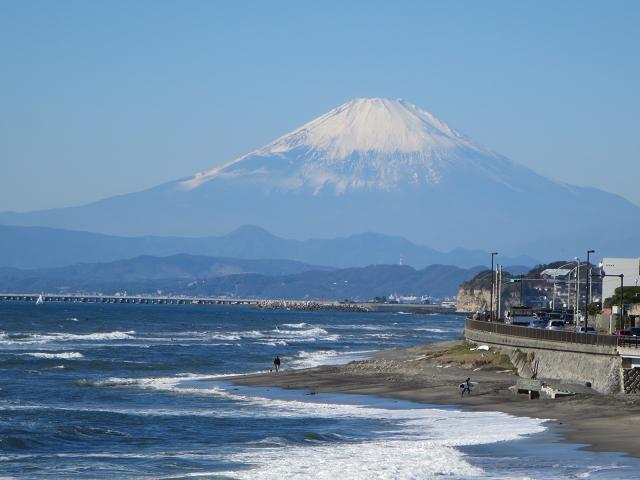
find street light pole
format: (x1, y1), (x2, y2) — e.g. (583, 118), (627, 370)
(574, 257), (580, 320)
(497, 265), (502, 320)
(490, 252), (498, 320)
(620, 274), (625, 330)
(585, 249), (595, 328)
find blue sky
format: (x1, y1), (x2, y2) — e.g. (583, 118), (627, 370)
(1, 0), (639, 211)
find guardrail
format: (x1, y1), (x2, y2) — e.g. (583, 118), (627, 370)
(465, 318), (622, 347)
(619, 336), (640, 348)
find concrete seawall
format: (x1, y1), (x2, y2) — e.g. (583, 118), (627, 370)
(465, 326), (623, 394)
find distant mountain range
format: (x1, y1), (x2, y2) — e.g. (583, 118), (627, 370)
(0, 224), (536, 270)
(1, 97), (638, 259)
(0, 254), (483, 300)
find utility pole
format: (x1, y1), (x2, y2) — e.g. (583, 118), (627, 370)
(490, 252), (498, 320)
(620, 274), (625, 329)
(574, 257), (580, 321)
(496, 265), (502, 321)
(585, 250), (594, 328)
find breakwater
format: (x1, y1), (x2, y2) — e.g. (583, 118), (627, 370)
(255, 300), (370, 312)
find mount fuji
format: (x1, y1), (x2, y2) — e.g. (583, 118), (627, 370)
(2, 98), (638, 258)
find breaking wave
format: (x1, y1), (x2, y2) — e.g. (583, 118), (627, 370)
(22, 352), (84, 359)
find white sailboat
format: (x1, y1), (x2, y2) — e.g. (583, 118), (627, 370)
(35, 294), (44, 305)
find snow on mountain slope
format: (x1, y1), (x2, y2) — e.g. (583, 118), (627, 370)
(181, 98), (532, 194)
(2, 97), (639, 258)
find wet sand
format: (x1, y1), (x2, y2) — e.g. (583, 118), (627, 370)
(225, 341), (640, 458)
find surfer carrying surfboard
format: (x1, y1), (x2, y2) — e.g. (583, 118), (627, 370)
(460, 378), (472, 397)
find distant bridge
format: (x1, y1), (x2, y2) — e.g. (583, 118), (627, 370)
(0, 293), (459, 314)
(0, 293), (259, 306)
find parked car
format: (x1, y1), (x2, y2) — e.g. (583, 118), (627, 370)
(508, 315), (533, 326)
(528, 319), (547, 329)
(575, 326), (596, 334)
(628, 327), (640, 336)
(545, 320), (566, 331)
(615, 329), (632, 336)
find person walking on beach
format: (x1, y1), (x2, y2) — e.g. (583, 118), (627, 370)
(461, 377), (472, 397)
(273, 356), (281, 373)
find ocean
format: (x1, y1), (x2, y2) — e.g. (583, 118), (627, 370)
(0, 302), (638, 479)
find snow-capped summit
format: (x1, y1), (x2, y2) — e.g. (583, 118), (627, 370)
(181, 98), (501, 193)
(265, 97), (480, 158)
(3, 97), (639, 259)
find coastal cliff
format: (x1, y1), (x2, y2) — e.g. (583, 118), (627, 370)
(456, 270), (519, 313)
(456, 286), (491, 312)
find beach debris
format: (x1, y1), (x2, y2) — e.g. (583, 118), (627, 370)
(470, 345), (490, 352)
(540, 384), (575, 399)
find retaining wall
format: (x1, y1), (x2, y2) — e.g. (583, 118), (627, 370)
(465, 326), (623, 394)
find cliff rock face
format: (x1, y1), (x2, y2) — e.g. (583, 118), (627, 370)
(456, 286), (491, 313)
(456, 285), (519, 314)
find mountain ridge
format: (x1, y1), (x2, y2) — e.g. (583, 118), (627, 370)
(0, 224), (536, 270)
(1, 97), (638, 258)
(0, 254), (484, 300)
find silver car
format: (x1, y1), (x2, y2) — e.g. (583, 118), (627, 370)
(545, 320), (566, 331)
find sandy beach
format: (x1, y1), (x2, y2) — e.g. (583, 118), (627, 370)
(226, 340), (640, 459)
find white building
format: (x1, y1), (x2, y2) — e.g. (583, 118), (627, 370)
(601, 258), (640, 303)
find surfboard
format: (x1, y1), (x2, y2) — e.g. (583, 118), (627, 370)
(459, 381), (479, 390)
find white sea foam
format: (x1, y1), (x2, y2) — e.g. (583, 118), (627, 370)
(224, 440), (482, 479)
(256, 340), (288, 347)
(90, 372), (547, 478)
(201, 386), (546, 479)
(208, 333), (242, 341)
(288, 350), (371, 369)
(0, 331), (135, 345)
(22, 352), (84, 359)
(206, 326), (342, 345)
(328, 324), (387, 331)
(414, 327), (449, 333)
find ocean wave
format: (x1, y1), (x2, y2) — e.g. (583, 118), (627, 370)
(327, 324), (387, 331)
(199, 326), (342, 345)
(0, 331), (135, 345)
(256, 340), (288, 347)
(199, 387), (547, 480)
(365, 333), (400, 338)
(270, 327), (340, 343)
(414, 327), (449, 333)
(208, 333), (242, 341)
(22, 352), (84, 359)
(287, 350), (371, 369)
(223, 440), (483, 479)
(288, 350), (341, 369)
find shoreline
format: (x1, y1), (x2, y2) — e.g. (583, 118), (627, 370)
(223, 340), (640, 459)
